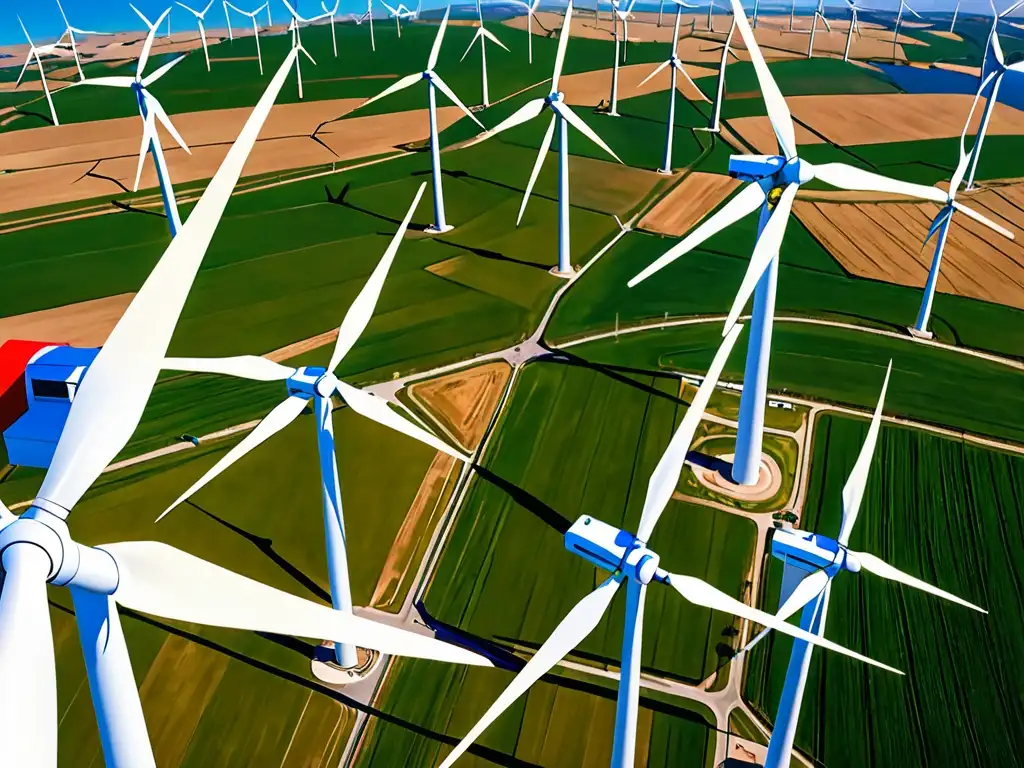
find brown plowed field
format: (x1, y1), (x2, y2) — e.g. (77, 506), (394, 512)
(638, 172), (740, 236)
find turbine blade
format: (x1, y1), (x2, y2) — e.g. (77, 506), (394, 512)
(141, 54), (186, 86)
(360, 71), (422, 111)
(438, 577), (621, 768)
(36, 49), (302, 514)
(727, 0), (797, 158)
(552, 0), (574, 91)
(551, 101), (620, 163)
(428, 5), (450, 69)
(75, 75), (136, 87)
(478, 98), (545, 142)
(723, 183), (798, 334)
(518, 113), (557, 226)
(481, 27), (510, 51)
(739, 568), (831, 655)
(636, 323), (743, 542)
(138, 7), (172, 76)
(951, 201), (1014, 239)
(461, 29), (482, 62)
(672, 58), (709, 102)
(637, 58), (670, 89)
(157, 394), (308, 521)
(431, 74), (484, 128)
(162, 355), (296, 381)
(328, 183), (426, 371)
(952, 70), (997, 196)
(837, 360), (890, 545)
(851, 551), (987, 613)
(337, 381), (467, 461)
(923, 206), (952, 249)
(811, 162), (946, 203)
(628, 182), (765, 287)
(133, 110), (156, 192)
(0, 499), (13, 528)
(146, 94), (191, 155)
(103, 541), (491, 665)
(665, 572), (902, 673)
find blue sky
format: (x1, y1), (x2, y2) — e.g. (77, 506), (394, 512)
(1, 0), (1013, 46)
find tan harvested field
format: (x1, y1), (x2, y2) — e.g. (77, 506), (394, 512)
(638, 172), (740, 236)
(560, 61), (714, 106)
(409, 362), (511, 451)
(793, 186), (1024, 310)
(0, 293), (135, 347)
(728, 114), (823, 153)
(934, 61), (982, 77)
(566, 155), (665, 212)
(928, 30), (962, 40)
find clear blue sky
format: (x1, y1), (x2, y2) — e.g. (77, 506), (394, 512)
(1, 0), (1010, 45)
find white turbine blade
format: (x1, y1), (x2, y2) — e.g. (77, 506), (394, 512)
(728, 0), (797, 158)
(461, 28), (482, 62)
(328, 183), (426, 371)
(337, 381), (467, 461)
(431, 74), (484, 128)
(56, 0), (72, 26)
(636, 324), (743, 543)
(141, 53), (186, 86)
(138, 7), (172, 76)
(0, 499), (13, 527)
(163, 355), (296, 381)
(38, 49), (302, 514)
(176, 1), (201, 16)
(480, 98), (546, 142)
(76, 75), (136, 88)
(740, 569), (831, 655)
(999, 0), (1024, 15)
(146, 93), (191, 154)
(428, 5), (450, 69)
(628, 182), (766, 287)
(923, 206), (952, 249)
(438, 577), (622, 768)
(951, 201), (1014, 239)
(552, 0), (574, 91)
(518, 113), (557, 226)
(811, 163), (946, 203)
(991, 29), (1006, 67)
(133, 110), (156, 192)
(905, 1), (921, 17)
(723, 183), (798, 334)
(481, 27), (510, 51)
(665, 572), (902, 673)
(672, 58), (709, 102)
(551, 101), (621, 163)
(157, 394), (308, 520)
(361, 71), (422, 110)
(637, 58), (670, 89)
(104, 541), (490, 665)
(952, 70), (997, 196)
(851, 551), (987, 613)
(837, 360), (890, 546)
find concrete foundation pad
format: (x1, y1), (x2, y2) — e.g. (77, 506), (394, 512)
(310, 643), (382, 686)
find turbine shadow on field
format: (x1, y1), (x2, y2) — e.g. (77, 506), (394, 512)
(325, 182), (427, 231)
(186, 500), (332, 604)
(472, 465), (572, 534)
(685, 450), (735, 481)
(437, 237), (551, 272)
(13, 107), (55, 128)
(548, 352), (690, 407)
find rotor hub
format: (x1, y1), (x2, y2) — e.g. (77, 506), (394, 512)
(314, 372), (338, 399)
(842, 549), (862, 573)
(0, 510), (69, 582)
(624, 545), (661, 585)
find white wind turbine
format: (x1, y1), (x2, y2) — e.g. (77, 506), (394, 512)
(14, 17), (63, 127)
(472, 1), (622, 276)
(892, 0), (920, 47)
(55, 0), (113, 82)
(437, 328), (904, 768)
(951, 0), (961, 32)
(0, 47), (485, 768)
(741, 363), (986, 768)
(706, 0), (719, 31)
(806, 0), (832, 58)
(223, 0), (234, 39)
(628, 0), (1009, 487)
(283, 0), (328, 99)
(361, 8), (483, 233)
(638, 2), (709, 175)
(843, 0), (863, 62)
(511, 0), (541, 63)
(323, 0), (341, 56)
(225, 1), (270, 74)
(461, 0), (510, 108)
(158, 183), (469, 670)
(357, 0), (378, 50)
(176, 0), (215, 70)
(606, 0), (636, 116)
(697, 16), (737, 133)
(382, 0), (414, 36)
(74, 6), (192, 238)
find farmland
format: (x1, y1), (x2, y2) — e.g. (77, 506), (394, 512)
(745, 416), (1023, 767)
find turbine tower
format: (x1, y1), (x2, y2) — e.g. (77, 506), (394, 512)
(951, 0), (960, 32)
(14, 17), (62, 127)
(744, 363), (986, 768)
(0, 47), (485, 768)
(382, 1), (414, 36)
(461, 0), (510, 108)
(322, 0), (341, 56)
(843, 0), (862, 62)
(892, 0), (920, 52)
(437, 328), (904, 768)
(74, 7), (192, 238)
(360, 8), (483, 233)
(223, 0), (234, 39)
(359, 0), (378, 51)
(638, 2), (708, 175)
(628, 0), (1006, 486)
(696, 17), (736, 133)
(225, 1), (270, 74)
(607, 0), (637, 117)
(283, 0), (328, 99)
(176, 0), (215, 71)
(512, 0), (542, 63)
(806, 0), (831, 58)
(55, 0), (112, 82)
(472, 1), (621, 276)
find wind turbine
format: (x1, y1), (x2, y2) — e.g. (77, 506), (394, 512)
(14, 17), (62, 127)
(472, 1), (621, 276)
(806, 0), (832, 58)
(638, 2), (708, 175)
(360, 8), (483, 233)
(892, 0), (920, 47)
(461, 0), (509, 108)
(843, 0), (862, 61)
(627, 0), (1009, 487)
(615, 0), (635, 62)
(741, 363), (986, 768)
(176, 0), (215, 71)
(697, 17), (736, 133)
(55, 0), (112, 82)
(437, 328), (905, 768)
(282, 0), (327, 99)
(606, 0), (636, 116)
(951, 0), (961, 32)
(223, 0), (234, 39)
(158, 183), (469, 670)
(74, 6), (191, 238)
(512, 0), (541, 63)
(359, 0), (378, 50)
(322, 0), (341, 56)
(706, 0), (719, 31)
(382, 1), (414, 36)
(0, 46), (485, 768)
(225, 1), (269, 73)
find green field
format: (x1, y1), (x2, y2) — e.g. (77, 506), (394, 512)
(745, 415), (1023, 767)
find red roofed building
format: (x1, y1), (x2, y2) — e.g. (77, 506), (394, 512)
(0, 339), (67, 436)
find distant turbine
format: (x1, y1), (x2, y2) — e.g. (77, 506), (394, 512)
(74, 6), (192, 237)
(364, 0), (378, 50)
(14, 17), (62, 127)
(160, 184), (471, 670)
(55, 0), (113, 82)
(437, 328), (905, 768)
(322, 0), (341, 56)
(222, 0), (234, 38)
(282, 0), (328, 99)
(382, 0), (414, 36)
(638, 1), (708, 175)
(472, 1), (622, 276)
(461, 0), (509, 107)
(743, 363), (986, 768)
(806, 0), (832, 58)
(616, 0), (635, 62)
(511, 0), (541, 63)
(658, 0), (666, 25)
(892, 0), (920, 49)
(225, 1), (269, 74)
(706, 0), (718, 31)
(752, 0), (760, 26)
(843, 0), (862, 62)
(789, 0), (798, 30)
(176, 0), (215, 71)
(360, 7), (483, 233)
(697, 17), (737, 133)
(951, 0), (960, 32)
(607, 0), (636, 116)
(628, 0), (1008, 486)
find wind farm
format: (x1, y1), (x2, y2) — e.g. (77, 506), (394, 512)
(0, 0), (1023, 767)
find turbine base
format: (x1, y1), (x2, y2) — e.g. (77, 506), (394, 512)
(691, 452), (782, 502)
(425, 224), (454, 234)
(906, 326), (934, 341)
(549, 265), (577, 279)
(656, 168), (674, 176)
(310, 642), (382, 685)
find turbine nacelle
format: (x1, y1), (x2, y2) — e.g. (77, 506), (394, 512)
(285, 366), (337, 399)
(546, 90), (565, 105)
(771, 527), (860, 575)
(727, 155), (813, 186)
(564, 515), (663, 585)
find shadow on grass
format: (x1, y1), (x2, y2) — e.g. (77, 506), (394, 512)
(471, 464), (572, 535)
